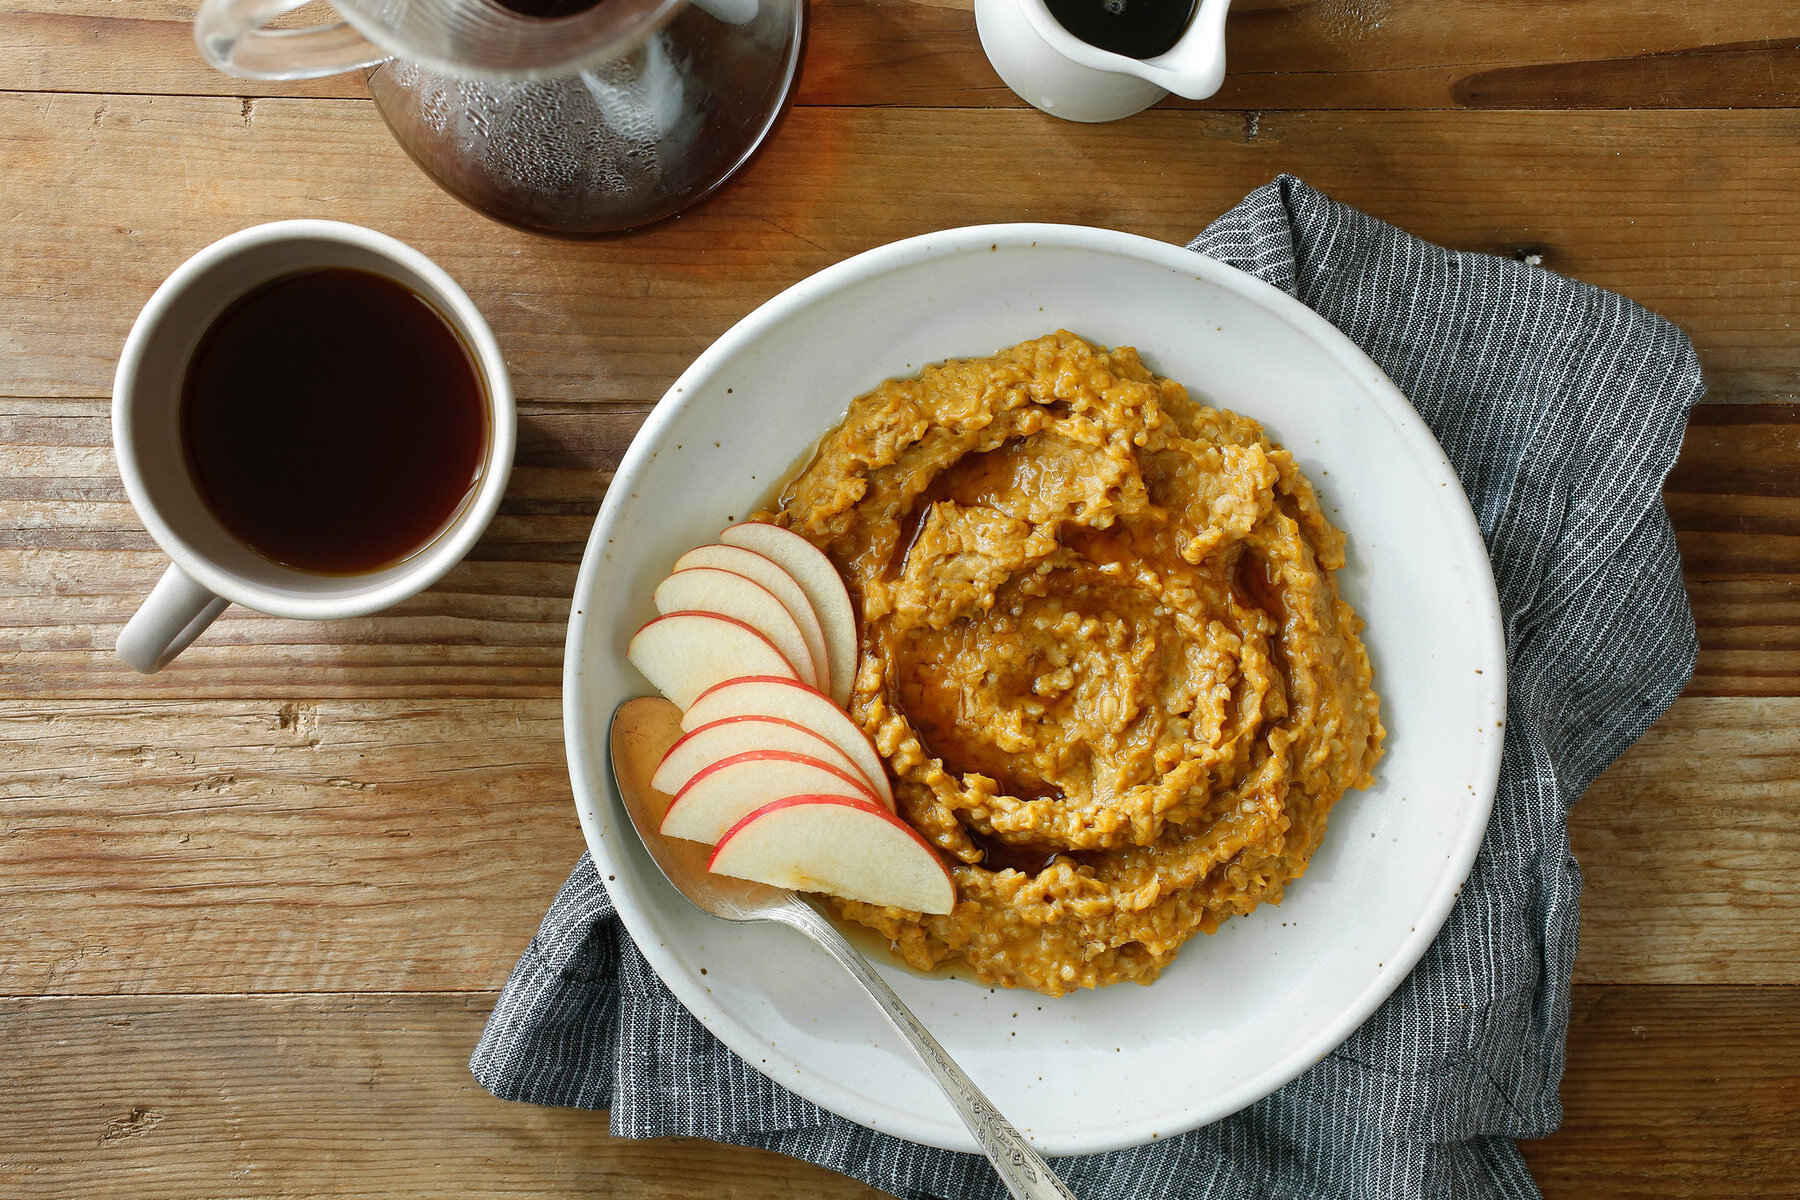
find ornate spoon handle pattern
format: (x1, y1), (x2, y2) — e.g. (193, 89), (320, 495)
(776, 902), (1079, 1200)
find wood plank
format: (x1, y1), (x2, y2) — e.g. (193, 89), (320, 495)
(4, 1), (1799, 111)
(0, 992), (884, 1199)
(1669, 404), (1800, 579)
(1, 97), (1797, 410)
(1, 986), (1792, 1198)
(0, 7), (365, 100)
(1675, 405), (1800, 699)
(2, 696), (1793, 995)
(1520, 985), (1800, 1198)
(1572, 699), (1800, 987)
(1685, 577), (1800, 699)
(0, 699), (578, 996)
(5, 398), (1793, 700)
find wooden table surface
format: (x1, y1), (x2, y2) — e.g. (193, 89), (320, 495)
(3, 2), (1798, 1196)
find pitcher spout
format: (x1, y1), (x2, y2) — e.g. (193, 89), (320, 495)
(1130, 0), (1231, 99)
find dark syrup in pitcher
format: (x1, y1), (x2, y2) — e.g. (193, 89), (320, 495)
(1045, 0), (1197, 59)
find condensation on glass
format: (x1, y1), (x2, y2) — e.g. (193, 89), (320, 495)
(195, 0), (804, 235)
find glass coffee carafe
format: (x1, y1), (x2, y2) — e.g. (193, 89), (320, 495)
(195, 0), (804, 235)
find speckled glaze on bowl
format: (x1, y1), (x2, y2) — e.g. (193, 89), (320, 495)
(563, 225), (1506, 1155)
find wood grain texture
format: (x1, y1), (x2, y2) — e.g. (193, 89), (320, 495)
(3, 697), (1792, 996)
(1, 95), (1797, 412)
(0, 992), (885, 1199)
(1685, 576), (1800, 698)
(1518, 985), (1800, 1197)
(0, 699), (578, 996)
(1572, 699), (1800, 986)
(4, 399), (1791, 700)
(0, 7), (364, 100)
(1677, 405), (1800, 699)
(1669, 405), (1800, 579)
(1, 986), (1791, 1199)
(4, 1), (1799, 110)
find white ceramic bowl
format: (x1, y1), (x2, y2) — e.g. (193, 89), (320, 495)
(563, 225), (1506, 1155)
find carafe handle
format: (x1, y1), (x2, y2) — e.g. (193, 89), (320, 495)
(195, 0), (392, 81)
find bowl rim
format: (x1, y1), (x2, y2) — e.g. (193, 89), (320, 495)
(561, 222), (1507, 1154)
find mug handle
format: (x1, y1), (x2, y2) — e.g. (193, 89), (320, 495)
(117, 564), (231, 674)
(195, 0), (393, 81)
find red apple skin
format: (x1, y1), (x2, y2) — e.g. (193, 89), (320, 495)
(710, 792), (943, 861)
(659, 749), (883, 845)
(652, 566), (819, 689)
(706, 792), (955, 915)
(674, 543), (830, 686)
(682, 674), (894, 807)
(665, 749), (878, 815)
(625, 612), (799, 709)
(654, 715), (875, 797)
(689, 673), (816, 706)
(719, 521), (857, 706)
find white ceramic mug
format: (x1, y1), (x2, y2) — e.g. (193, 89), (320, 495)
(112, 220), (515, 673)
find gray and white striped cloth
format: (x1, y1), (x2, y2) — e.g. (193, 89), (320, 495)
(471, 177), (1703, 1199)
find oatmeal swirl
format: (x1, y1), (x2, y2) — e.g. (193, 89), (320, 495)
(769, 331), (1384, 995)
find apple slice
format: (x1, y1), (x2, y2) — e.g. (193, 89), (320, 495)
(661, 750), (878, 845)
(653, 567), (816, 689)
(720, 522), (857, 706)
(674, 543), (830, 693)
(652, 715), (879, 801)
(681, 675), (893, 808)
(708, 794), (955, 915)
(626, 613), (799, 710)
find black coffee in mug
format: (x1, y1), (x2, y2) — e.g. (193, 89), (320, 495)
(179, 267), (488, 574)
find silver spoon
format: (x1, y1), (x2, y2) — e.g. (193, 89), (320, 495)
(610, 697), (1077, 1200)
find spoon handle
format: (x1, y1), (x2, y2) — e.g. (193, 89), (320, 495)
(776, 903), (1078, 1200)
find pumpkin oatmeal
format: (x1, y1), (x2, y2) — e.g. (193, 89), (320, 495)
(766, 331), (1384, 995)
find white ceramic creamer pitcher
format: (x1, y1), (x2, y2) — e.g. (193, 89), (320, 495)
(975, 0), (1232, 123)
